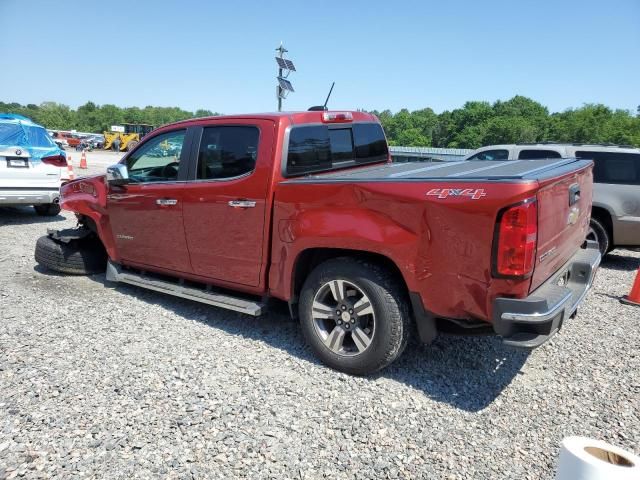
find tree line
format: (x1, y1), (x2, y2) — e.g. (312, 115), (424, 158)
(2, 97), (639, 148)
(0, 101), (219, 135)
(371, 96), (640, 148)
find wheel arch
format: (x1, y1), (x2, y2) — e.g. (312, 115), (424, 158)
(590, 205), (614, 245)
(290, 248), (408, 304)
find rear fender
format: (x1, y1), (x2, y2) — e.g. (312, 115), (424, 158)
(270, 208), (417, 300)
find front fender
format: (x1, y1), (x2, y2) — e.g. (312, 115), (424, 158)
(60, 175), (118, 259)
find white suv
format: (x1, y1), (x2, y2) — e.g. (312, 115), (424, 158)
(465, 143), (640, 254)
(0, 115), (67, 216)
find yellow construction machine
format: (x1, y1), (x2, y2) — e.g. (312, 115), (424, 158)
(104, 123), (154, 152)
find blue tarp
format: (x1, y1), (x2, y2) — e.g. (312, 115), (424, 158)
(0, 113), (63, 162)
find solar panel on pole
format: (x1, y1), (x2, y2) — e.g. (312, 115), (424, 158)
(284, 59), (296, 71)
(277, 77), (294, 92)
(275, 57), (288, 69)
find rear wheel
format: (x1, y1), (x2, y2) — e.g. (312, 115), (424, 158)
(35, 234), (107, 275)
(34, 203), (61, 216)
(299, 258), (410, 375)
(126, 140), (139, 151)
(586, 217), (610, 255)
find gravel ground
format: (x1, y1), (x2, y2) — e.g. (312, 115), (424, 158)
(0, 207), (639, 479)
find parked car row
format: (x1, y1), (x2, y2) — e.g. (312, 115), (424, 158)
(464, 144), (640, 255)
(48, 130), (105, 151)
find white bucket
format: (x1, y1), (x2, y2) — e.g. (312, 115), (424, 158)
(555, 436), (640, 480)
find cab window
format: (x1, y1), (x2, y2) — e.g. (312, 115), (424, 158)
(126, 129), (186, 183)
(467, 149), (509, 161)
(196, 126), (259, 180)
(576, 151), (640, 185)
(518, 149), (562, 160)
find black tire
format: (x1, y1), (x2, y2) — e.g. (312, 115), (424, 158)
(126, 140), (139, 151)
(34, 203), (61, 216)
(299, 258), (411, 375)
(35, 234), (107, 275)
(586, 217), (610, 255)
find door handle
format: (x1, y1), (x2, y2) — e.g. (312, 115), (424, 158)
(156, 198), (178, 206)
(228, 200), (256, 208)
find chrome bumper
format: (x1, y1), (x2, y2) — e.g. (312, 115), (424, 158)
(492, 241), (601, 348)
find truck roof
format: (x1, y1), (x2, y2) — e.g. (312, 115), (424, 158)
(161, 110), (379, 129)
(471, 143), (640, 154)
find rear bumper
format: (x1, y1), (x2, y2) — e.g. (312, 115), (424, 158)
(492, 241), (601, 348)
(0, 188), (60, 205)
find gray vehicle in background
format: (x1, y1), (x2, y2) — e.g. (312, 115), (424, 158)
(464, 143), (640, 254)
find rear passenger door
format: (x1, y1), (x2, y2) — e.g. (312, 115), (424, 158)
(181, 120), (275, 287)
(577, 150), (640, 245)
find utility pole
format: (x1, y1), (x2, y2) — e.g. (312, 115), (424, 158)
(276, 43), (287, 112)
(275, 43), (295, 112)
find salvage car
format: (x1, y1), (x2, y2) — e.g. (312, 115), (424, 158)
(465, 144), (640, 254)
(0, 114), (67, 216)
(35, 111), (600, 374)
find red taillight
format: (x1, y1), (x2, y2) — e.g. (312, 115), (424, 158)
(322, 111), (353, 123)
(494, 200), (538, 278)
(41, 154), (67, 167)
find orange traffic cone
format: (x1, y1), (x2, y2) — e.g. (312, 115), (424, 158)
(621, 268), (640, 306)
(79, 150), (88, 169)
(66, 155), (75, 180)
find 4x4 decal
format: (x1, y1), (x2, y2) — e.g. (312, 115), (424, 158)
(426, 188), (487, 200)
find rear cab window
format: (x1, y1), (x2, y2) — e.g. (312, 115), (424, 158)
(285, 122), (388, 176)
(576, 151), (640, 185)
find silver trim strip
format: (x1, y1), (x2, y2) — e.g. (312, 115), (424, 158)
(448, 160), (525, 177)
(106, 261), (265, 316)
(501, 290), (572, 322)
(388, 162), (457, 178)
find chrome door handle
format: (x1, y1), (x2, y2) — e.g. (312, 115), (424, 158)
(156, 198), (178, 206)
(228, 200), (256, 208)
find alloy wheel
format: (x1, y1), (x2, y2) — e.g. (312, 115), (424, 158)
(311, 279), (376, 357)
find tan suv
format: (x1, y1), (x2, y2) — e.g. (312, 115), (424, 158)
(464, 143), (640, 254)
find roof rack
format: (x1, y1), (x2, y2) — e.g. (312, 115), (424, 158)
(515, 141), (638, 149)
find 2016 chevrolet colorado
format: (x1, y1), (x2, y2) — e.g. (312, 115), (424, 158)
(35, 110), (601, 374)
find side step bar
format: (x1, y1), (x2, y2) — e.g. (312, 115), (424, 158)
(106, 261), (266, 316)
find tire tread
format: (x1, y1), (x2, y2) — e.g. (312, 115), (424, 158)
(299, 257), (411, 375)
(35, 235), (107, 275)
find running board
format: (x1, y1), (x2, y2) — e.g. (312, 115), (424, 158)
(106, 261), (266, 316)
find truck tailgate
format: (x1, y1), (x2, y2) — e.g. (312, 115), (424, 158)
(530, 161), (593, 291)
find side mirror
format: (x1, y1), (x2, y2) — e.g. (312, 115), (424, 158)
(106, 164), (130, 186)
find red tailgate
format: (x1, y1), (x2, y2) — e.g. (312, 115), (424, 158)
(530, 163), (593, 291)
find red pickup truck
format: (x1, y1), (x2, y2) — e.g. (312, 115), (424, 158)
(36, 110), (601, 374)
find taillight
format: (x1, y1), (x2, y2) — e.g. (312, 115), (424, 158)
(322, 111), (353, 123)
(41, 154), (67, 167)
(493, 199), (538, 278)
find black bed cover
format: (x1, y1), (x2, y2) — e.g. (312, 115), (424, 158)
(284, 158), (592, 183)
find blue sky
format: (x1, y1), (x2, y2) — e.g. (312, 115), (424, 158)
(1, 0), (638, 114)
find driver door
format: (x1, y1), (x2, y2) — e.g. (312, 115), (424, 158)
(107, 128), (194, 274)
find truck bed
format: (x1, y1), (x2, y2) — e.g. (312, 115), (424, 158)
(285, 158), (591, 182)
